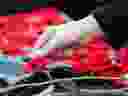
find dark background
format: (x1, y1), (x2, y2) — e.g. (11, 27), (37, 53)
(63, 0), (111, 20)
(0, 0), (111, 18)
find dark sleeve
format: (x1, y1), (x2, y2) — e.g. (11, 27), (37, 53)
(92, 5), (112, 33)
(92, 4), (128, 49)
(63, 0), (96, 20)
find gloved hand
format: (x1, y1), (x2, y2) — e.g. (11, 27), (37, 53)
(32, 21), (100, 58)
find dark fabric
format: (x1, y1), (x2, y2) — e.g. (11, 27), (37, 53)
(93, 4), (128, 49)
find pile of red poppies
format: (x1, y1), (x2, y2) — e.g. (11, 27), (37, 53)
(23, 33), (114, 75)
(1, 8), (128, 77)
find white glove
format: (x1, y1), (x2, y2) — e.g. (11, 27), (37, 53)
(30, 14), (102, 57)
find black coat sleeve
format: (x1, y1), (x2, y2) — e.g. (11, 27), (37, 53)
(93, 4), (128, 48)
